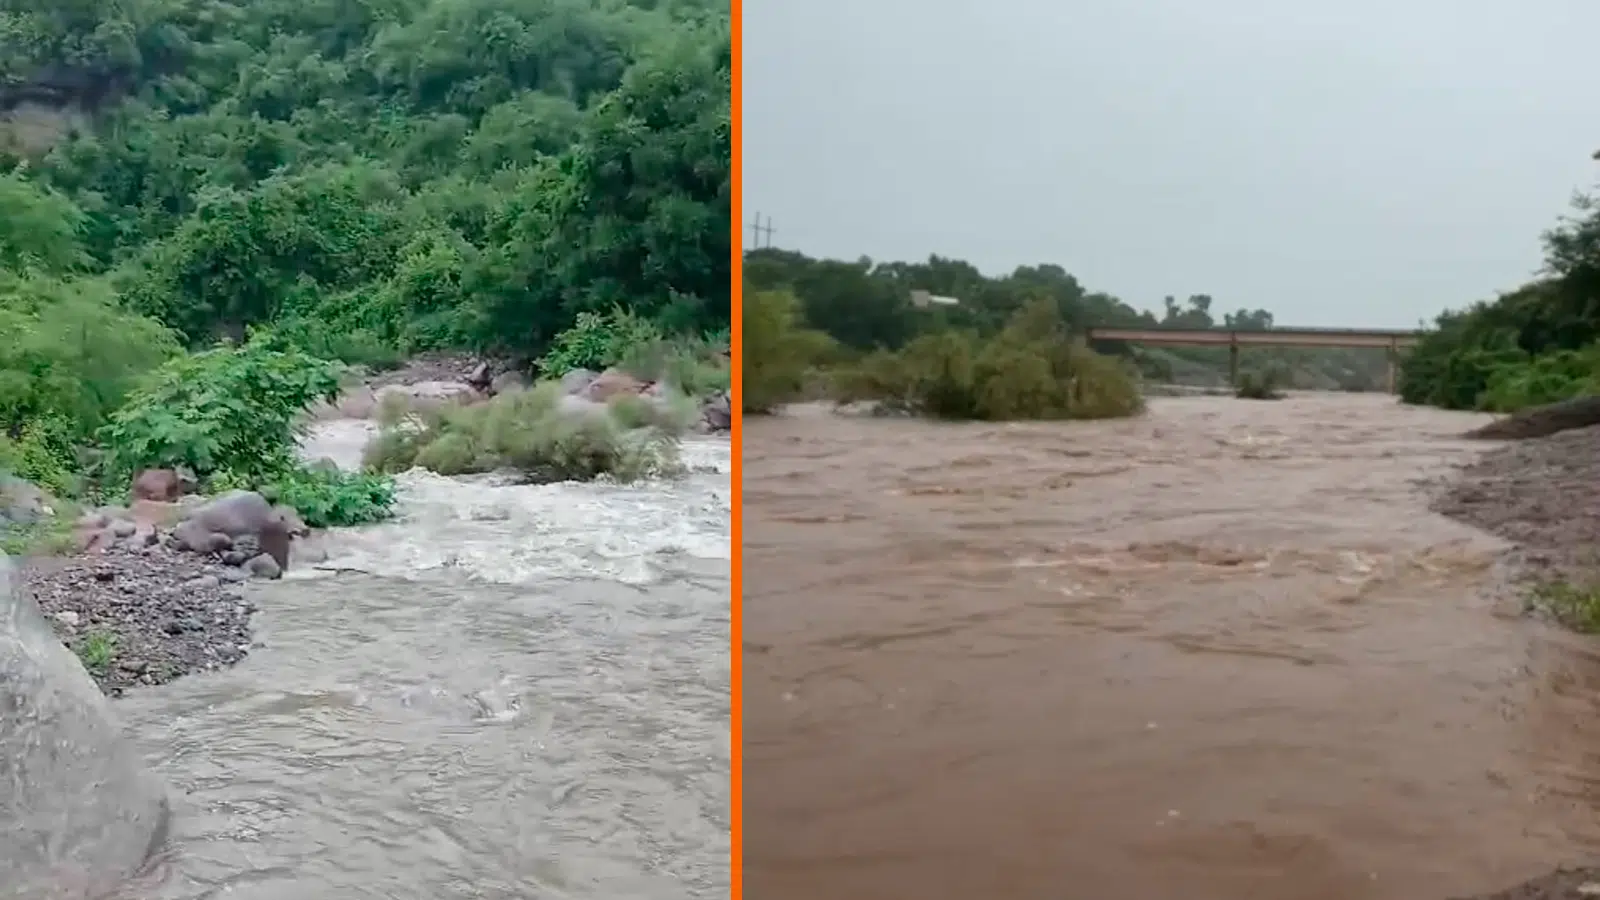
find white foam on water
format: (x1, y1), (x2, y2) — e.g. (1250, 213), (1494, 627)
(296, 421), (730, 587)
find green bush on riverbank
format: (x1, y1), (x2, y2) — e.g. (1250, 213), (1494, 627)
(1399, 188), (1600, 413)
(364, 382), (684, 483)
(745, 291), (1144, 422)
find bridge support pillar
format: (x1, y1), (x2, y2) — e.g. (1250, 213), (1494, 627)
(1386, 341), (1398, 394)
(1228, 340), (1240, 387)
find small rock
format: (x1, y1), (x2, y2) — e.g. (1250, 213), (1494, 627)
(183, 575), (220, 591)
(490, 370), (529, 395)
(131, 469), (184, 502)
(582, 368), (649, 402)
(245, 554), (282, 580)
(52, 610), (80, 628)
(700, 391), (732, 432)
(219, 567), (249, 584)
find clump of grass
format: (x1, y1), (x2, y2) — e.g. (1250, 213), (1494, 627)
(364, 382), (683, 483)
(1235, 370), (1286, 401)
(75, 629), (117, 675)
(1529, 579), (1600, 633)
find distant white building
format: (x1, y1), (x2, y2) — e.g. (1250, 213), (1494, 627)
(910, 290), (960, 308)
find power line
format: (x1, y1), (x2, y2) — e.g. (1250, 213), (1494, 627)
(748, 212), (776, 249)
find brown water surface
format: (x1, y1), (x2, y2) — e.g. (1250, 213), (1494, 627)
(743, 394), (1600, 900)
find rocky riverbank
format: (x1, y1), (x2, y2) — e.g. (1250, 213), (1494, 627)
(21, 546), (258, 697)
(1433, 424), (1600, 900)
(6, 487), (319, 697)
(1451, 867), (1600, 900)
(1431, 423), (1600, 597)
(315, 354), (734, 434)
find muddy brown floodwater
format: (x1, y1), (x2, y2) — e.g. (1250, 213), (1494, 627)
(743, 394), (1600, 900)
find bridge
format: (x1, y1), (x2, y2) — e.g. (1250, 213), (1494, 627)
(1084, 326), (1423, 393)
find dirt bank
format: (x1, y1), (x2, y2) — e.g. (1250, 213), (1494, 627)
(1452, 867), (1600, 900)
(1432, 424), (1600, 588)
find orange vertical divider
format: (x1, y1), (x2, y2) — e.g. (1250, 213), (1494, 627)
(728, 0), (744, 895)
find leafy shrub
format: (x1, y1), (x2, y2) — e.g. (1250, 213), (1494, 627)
(260, 467), (397, 528)
(607, 391), (698, 432)
(824, 299), (1144, 421)
(1235, 369), (1286, 401)
(365, 382), (682, 483)
(0, 417), (79, 497)
(98, 338), (345, 488)
(743, 290), (837, 413)
(1476, 346), (1600, 413)
(0, 277), (180, 450)
(257, 317), (407, 371)
(615, 335), (730, 398)
(538, 307), (664, 377)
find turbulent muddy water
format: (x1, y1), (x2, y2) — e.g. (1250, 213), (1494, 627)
(744, 395), (1600, 900)
(120, 423), (730, 899)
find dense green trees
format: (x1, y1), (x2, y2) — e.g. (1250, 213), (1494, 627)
(0, 0), (729, 354)
(1399, 187), (1600, 411)
(742, 248), (1394, 401)
(0, 0), (730, 534)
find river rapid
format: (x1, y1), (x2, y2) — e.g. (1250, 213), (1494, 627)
(118, 422), (731, 899)
(743, 394), (1600, 900)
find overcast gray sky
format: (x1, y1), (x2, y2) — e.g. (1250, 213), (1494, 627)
(742, 0), (1600, 328)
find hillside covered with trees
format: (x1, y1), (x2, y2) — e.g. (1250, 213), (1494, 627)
(0, 0), (731, 543)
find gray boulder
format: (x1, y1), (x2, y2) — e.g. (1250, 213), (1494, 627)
(172, 490), (293, 570)
(0, 551), (170, 898)
(0, 475), (53, 526)
(559, 367), (599, 395)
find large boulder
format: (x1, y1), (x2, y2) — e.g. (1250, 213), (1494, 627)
(308, 385), (379, 422)
(0, 474), (54, 526)
(0, 551), (171, 898)
(171, 490), (293, 570)
(700, 391), (732, 432)
(374, 380), (481, 414)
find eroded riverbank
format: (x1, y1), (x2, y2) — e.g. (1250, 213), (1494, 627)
(743, 394), (1600, 900)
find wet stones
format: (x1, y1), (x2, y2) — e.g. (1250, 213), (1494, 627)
(22, 544), (258, 697)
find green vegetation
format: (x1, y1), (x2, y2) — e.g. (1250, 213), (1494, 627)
(741, 289), (837, 414)
(0, 0), (730, 539)
(74, 629), (117, 675)
(0, 510), (78, 556)
(365, 382), (683, 483)
(742, 249), (1389, 419)
(1529, 579), (1600, 634)
(825, 298), (1144, 421)
(1399, 188), (1600, 412)
(1234, 369), (1286, 401)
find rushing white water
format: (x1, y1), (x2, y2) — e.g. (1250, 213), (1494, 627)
(115, 423), (730, 899)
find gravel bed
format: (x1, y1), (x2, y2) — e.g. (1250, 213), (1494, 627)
(20, 544), (257, 697)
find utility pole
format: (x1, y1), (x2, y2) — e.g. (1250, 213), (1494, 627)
(748, 213), (776, 249)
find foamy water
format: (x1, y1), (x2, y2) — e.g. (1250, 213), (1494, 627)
(115, 422), (730, 899)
